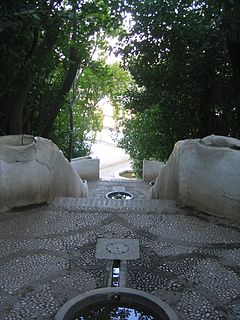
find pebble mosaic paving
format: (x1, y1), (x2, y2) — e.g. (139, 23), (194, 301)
(0, 179), (239, 319)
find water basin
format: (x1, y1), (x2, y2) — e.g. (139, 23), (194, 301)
(54, 288), (178, 320)
(105, 191), (134, 200)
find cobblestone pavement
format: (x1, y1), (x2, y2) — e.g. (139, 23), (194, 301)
(0, 180), (239, 319)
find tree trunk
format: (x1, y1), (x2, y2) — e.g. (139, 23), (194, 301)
(67, 89), (76, 162)
(198, 87), (214, 138)
(7, 26), (58, 135)
(68, 103), (74, 162)
(40, 47), (81, 138)
(197, 49), (216, 138)
(227, 0), (240, 98)
(8, 76), (33, 134)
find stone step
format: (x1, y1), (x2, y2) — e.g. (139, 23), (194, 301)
(52, 197), (177, 211)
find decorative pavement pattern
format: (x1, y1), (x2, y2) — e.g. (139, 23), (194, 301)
(0, 180), (239, 319)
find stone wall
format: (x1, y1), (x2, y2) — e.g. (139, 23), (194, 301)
(71, 157), (100, 181)
(0, 135), (87, 211)
(151, 135), (240, 222)
(142, 159), (164, 182)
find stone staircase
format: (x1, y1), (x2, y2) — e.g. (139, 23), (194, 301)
(0, 179), (240, 320)
(53, 178), (177, 213)
(53, 196), (177, 211)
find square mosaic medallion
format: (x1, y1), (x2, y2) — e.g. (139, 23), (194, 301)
(95, 238), (140, 260)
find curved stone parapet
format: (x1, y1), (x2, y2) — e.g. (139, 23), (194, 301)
(0, 135), (87, 211)
(151, 135), (240, 222)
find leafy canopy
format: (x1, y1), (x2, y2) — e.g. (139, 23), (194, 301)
(118, 0), (240, 176)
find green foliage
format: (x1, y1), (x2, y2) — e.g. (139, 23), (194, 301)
(119, 104), (185, 177)
(51, 60), (131, 157)
(0, 0), (128, 137)
(118, 0), (240, 175)
(2, 0), (239, 172)
(50, 96), (103, 157)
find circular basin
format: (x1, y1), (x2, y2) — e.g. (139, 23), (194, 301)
(54, 288), (178, 320)
(118, 170), (136, 179)
(105, 191), (134, 200)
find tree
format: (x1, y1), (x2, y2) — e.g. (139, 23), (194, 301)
(50, 60), (132, 158)
(226, 0), (240, 107)
(0, 0), (127, 137)
(0, 0), (63, 134)
(118, 0), (240, 176)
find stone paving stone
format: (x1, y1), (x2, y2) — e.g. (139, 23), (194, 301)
(194, 247), (240, 267)
(228, 302), (240, 319)
(176, 289), (223, 320)
(0, 179), (239, 319)
(53, 197), (177, 211)
(119, 212), (240, 244)
(3, 284), (59, 320)
(0, 254), (68, 294)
